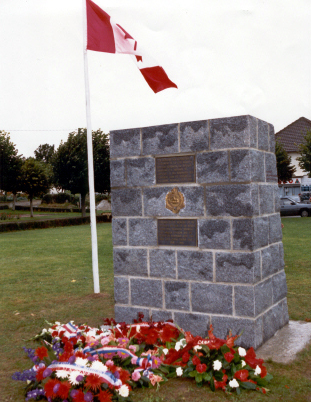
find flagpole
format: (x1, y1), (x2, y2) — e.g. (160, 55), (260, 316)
(82, 0), (100, 293)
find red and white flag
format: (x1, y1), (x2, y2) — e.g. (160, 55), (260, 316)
(86, 0), (177, 93)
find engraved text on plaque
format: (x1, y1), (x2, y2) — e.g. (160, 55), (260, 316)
(158, 219), (197, 246)
(156, 155), (195, 184)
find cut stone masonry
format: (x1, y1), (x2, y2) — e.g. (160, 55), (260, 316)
(110, 115), (288, 349)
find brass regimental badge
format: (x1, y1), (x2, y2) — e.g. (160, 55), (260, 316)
(165, 187), (185, 214)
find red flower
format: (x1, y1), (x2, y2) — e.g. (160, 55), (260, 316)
(51, 330), (58, 337)
(72, 389), (85, 402)
(224, 352), (234, 363)
(35, 367), (45, 381)
(192, 355), (201, 366)
(97, 389), (112, 402)
(64, 341), (74, 353)
(145, 329), (159, 344)
(196, 363), (207, 373)
(75, 351), (86, 358)
(85, 373), (102, 391)
(245, 347), (264, 369)
(35, 346), (48, 360)
(57, 382), (71, 399)
(234, 369), (249, 382)
(160, 325), (179, 343)
(214, 374), (228, 390)
(58, 352), (72, 362)
(119, 368), (131, 384)
(182, 352), (190, 363)
(44, 379), (59, 398)
(260, 365), (267, 378)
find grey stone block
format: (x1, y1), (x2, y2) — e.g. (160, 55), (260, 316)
(131, 278), (163, 308)
(177, 251), (213, 281)
(199, 219), (231, 249)
(255, 278), (273, 315)
(112, 218), (127, 246)
(210, 115), (251, 150)
(253, 216), (269, 249)
(180, 120), (209, 152)
(259, 184), (275, 215)
(129, 218), (157, 246)
(233, 218), (254, 250)
(279, 243), (285, 269)
(113, 248), (148, 276)
(150, 249), (176, 279)
(165, 281), (190, 310)
(191, 283), (233, 315)
(272, 271), (287, 303)
(110, 128), (141, 158)
(205, 184), (259, 217)
(114, 277), (129, 304)
(197, 151), (229, 184)
(249, 116), (258, 149)
(216, 252), (261, 284)
(114, 306), (150, 324)
(111, 188), (142, 216)
(127, 158), (155, 187)
(110, 160), (126, 187)
(273, 184), (281, 212)
(281, 298), (289, 325)
(262, 302), (284, 343)
(265, 153), (278, 183)
(174, 312), (210, 337)
(142, 124), (178, 155)
(143, 186), (204, 217)
(261, 244), (280, 279)
(269, 214), (282, 243)
(151, 310), (173, 322)
(268, 124), (275, 153)
(258, 120), (269, 151)
(230, 149), (265, 183)
(211, 316), (263, 349)
(235, 286), (255, 317)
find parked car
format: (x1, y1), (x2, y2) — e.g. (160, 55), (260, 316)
(280, 196), (311, 217)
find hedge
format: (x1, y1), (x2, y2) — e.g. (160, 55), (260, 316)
(0, 214), (112, 233)
(14, 206), (90, 213)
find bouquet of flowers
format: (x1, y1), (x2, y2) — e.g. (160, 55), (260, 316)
(13, 313), (272, 401)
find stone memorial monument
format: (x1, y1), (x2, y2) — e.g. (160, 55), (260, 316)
(110, 115), (289, 348)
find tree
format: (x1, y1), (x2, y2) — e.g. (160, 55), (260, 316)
(275, 140), (296, 182)
(297, 130), (311, 178)
(20, 158), (51, 217)
(0, 130), (24, 209)
(34, 143), (55, 164)
(52, 129), (110, 217)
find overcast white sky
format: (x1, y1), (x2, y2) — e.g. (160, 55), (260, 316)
(1, 0), (311, 158)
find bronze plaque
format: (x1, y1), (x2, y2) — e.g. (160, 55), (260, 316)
(158, 219), (197, 246)
(156, 155), (195, 184)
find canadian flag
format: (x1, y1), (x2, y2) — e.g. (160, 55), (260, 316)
(86, 0), (177, 93)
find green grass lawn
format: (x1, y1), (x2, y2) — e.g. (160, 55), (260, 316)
(0, 218), (311, 401)
(0, 209), (106, 222)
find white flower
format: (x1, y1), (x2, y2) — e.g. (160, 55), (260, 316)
(118, 385), (129, 397)
(175, 342), (181, 351)
(162, 348), (169, 355)
(55, 321), (61, 325)
(241, 360), (246, 367)
(69, 371), (82, 385)
(56, 370), (69, 379)
(213, 360), (222, 371)
(238, 347), (246, 357)
(91, 361), (108, 372)
(229, 379), (239, 388)
(136, 325), (141, 333)
(176, 367), (183, 377)
(254, 365), (261, 375)
(75, 357), (89, 366)
(41, 328), (47, 334)
(193, 345), (202, 352)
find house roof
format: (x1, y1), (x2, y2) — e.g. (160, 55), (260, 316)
(275, 117), (311, 152)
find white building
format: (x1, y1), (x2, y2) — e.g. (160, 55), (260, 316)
(275, 117), (311, 199)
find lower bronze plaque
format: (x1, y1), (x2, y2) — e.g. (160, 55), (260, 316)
(158, 219), (197, 246)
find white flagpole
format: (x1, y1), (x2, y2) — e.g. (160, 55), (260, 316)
(82, 0), (100, 293)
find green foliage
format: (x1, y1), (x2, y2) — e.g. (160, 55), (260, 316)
(41, 192), (79, 205)
(34, 143), (55, 164)
(52, 128), (110, 216)
(275, 140), (296, 182)
(0, 130), (24, 194)
(19, 158), (51, 201)
(297, 130), (311, 177)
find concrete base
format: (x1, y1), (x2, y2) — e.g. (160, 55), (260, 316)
(256, 320), (311, 363)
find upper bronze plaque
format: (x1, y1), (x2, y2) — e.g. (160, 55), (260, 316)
(156, 155), (195, 184)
